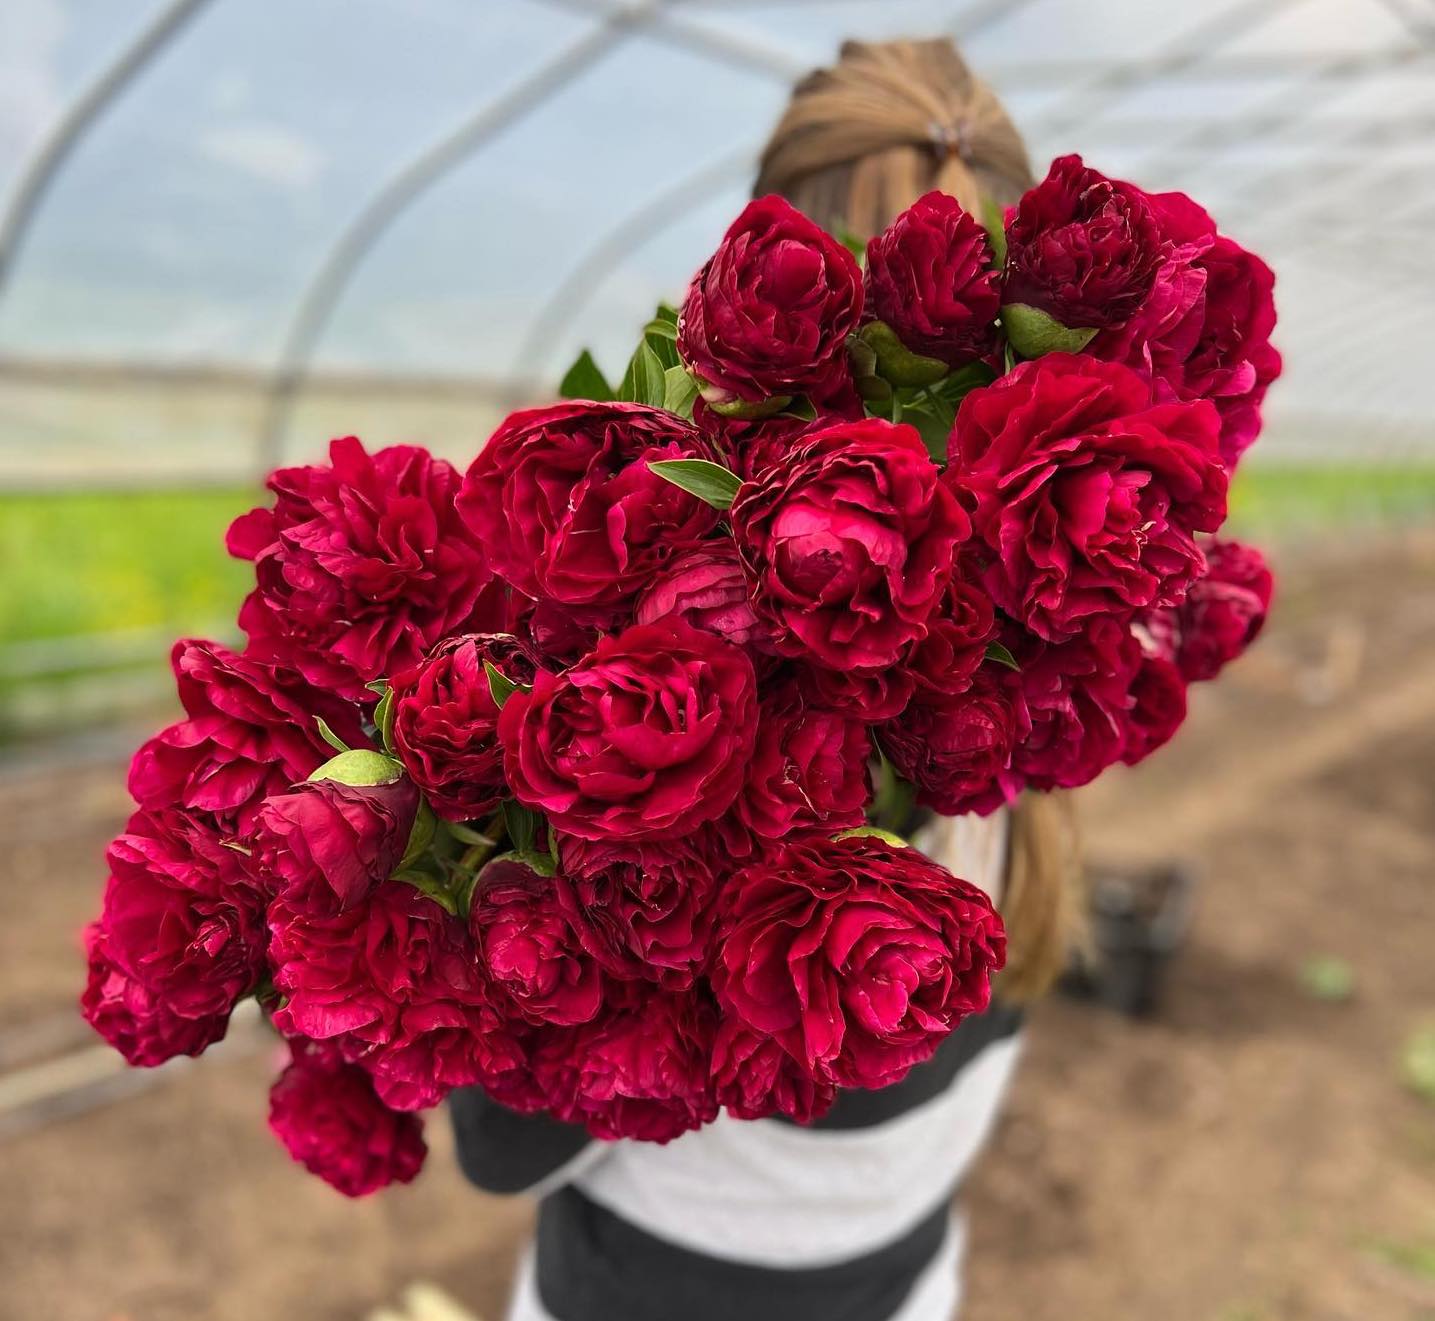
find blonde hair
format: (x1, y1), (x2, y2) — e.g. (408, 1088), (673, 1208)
(755, 38), (1035, 237)
(756, 37), (1080, 1002)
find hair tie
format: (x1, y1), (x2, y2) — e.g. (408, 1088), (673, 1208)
(928, 120), (972, 164)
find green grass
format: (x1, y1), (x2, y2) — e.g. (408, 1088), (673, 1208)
(1227, 462), (1435, 538)
(0, 486), (254, 646)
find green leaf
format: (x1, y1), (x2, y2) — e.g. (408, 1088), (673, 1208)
(308, 748), (404, 786)
(617, 340), (668, 406)
(647, 458), (742, 510)
(502, 799), (540, 855)
(314, 716), (351, 754)
(782, 396), (818, 422)
(559, 348), (615, 401)
(662, 365), (701, 419)
(372, 687), (397, 755)
(855, 321), (948, 389)
(706, 391), (793, 420)
(902, 406), (952, 465)
(484, 660), (526, 710)
(393, 868), (459, 916)
(929, 360), (997, 409)
(980, 197), (1008, 267)
(445, 820), (498, 848)
(984, 641), (1021, 671)
(834, 825), (910, 848)
(399, 799), (437, 871)
(1001, 303), (1099, 359)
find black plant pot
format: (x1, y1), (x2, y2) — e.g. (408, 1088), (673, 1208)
(1061, 862), (1196, 1018)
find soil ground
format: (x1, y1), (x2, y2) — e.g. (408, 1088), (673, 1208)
(2, 530), (1433, 1321)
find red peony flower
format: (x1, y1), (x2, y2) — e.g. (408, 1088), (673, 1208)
(456, 401), (718, 617)
(865, 191), (1001, 367)
(678, 195), (863, 408)
(1121, 649), (1187, 767)
(712, 832), (1006, 1091)
(1173, 538), (1274, 681)
(499, 617), (757, 842)
(879, 667), (1029, 817)
(1089, 196), (1281, 469)
(731, 418), (968, 672)
(228, 437), (499, 701)
(901, 576), (997, 707)
(802, 663), (916, 723)
(268, 1039), (426, 1197)
(390, 634), (539, 821)
(554, 835), (718, 989)
(1012, 617), (1141, 790)
(948, 353), (1227, 642)
(470, 857), (604, 1027)
(710, 1019), (836, 1125)
(267, 866), (482, 1061)
(736, 681), (871, 839)
(539, 991), (719, 1142)
(128, 639), (366, 832)
(635, 544), (763, 649)
(81, 924), (232, 1066)
(254, 776), (419, 909)
(85, 809), (267, 1038)
(1004, 155), (1163, 331)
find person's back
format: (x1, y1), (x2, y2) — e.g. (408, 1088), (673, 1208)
(452, 38), (1080, 1321)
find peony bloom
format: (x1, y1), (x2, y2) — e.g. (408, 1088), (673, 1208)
(81, 809), (267, 1065)
(1121, 649), (1187, 767)
(228, 437), (499, 701)
(1172, 538), (1274, 681)
(499, 617), (757, 841)
(1004, 154), (1163, 331)
(736, 681), (871, 839)
(268, 1039), (426, 1197)
(128, 639), (367, 832)
(1089, 197), (1281, 468)
(254, 776), (419, 909)
(900, 576), (998, 707)
(267, 864), (487, 1086)
(470, 857), (604, 1027)
(554, 835), (718, 989)
(1011, 617), (1142, 790)
(635, 544), (764, 649)
(731, 418), (968, 673)
(712, 832), (1006, 1091)
(879, 667), (1029, 817)
(865, 191), (1001, 368)
(457, 401), (718, 618)
(539, 991), (720, 1143)
(947, 353), (1227, 642)
(710, 1018), (836, 1125)
(678, 195), (863, 408)
(81, 924), (232, 1066)
(390, 634), (539, 821)
(802, 663), (916, 723)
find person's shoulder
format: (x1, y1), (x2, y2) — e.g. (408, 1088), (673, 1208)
(449, 1088), (595, 1194)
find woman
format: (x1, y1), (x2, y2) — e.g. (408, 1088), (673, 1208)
(451, 38), (1081, 1321)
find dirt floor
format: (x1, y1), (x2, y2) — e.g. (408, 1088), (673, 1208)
(2, 529), (1433, 1321)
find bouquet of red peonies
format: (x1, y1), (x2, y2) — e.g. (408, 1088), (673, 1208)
(82, 155), (1278, 1196)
